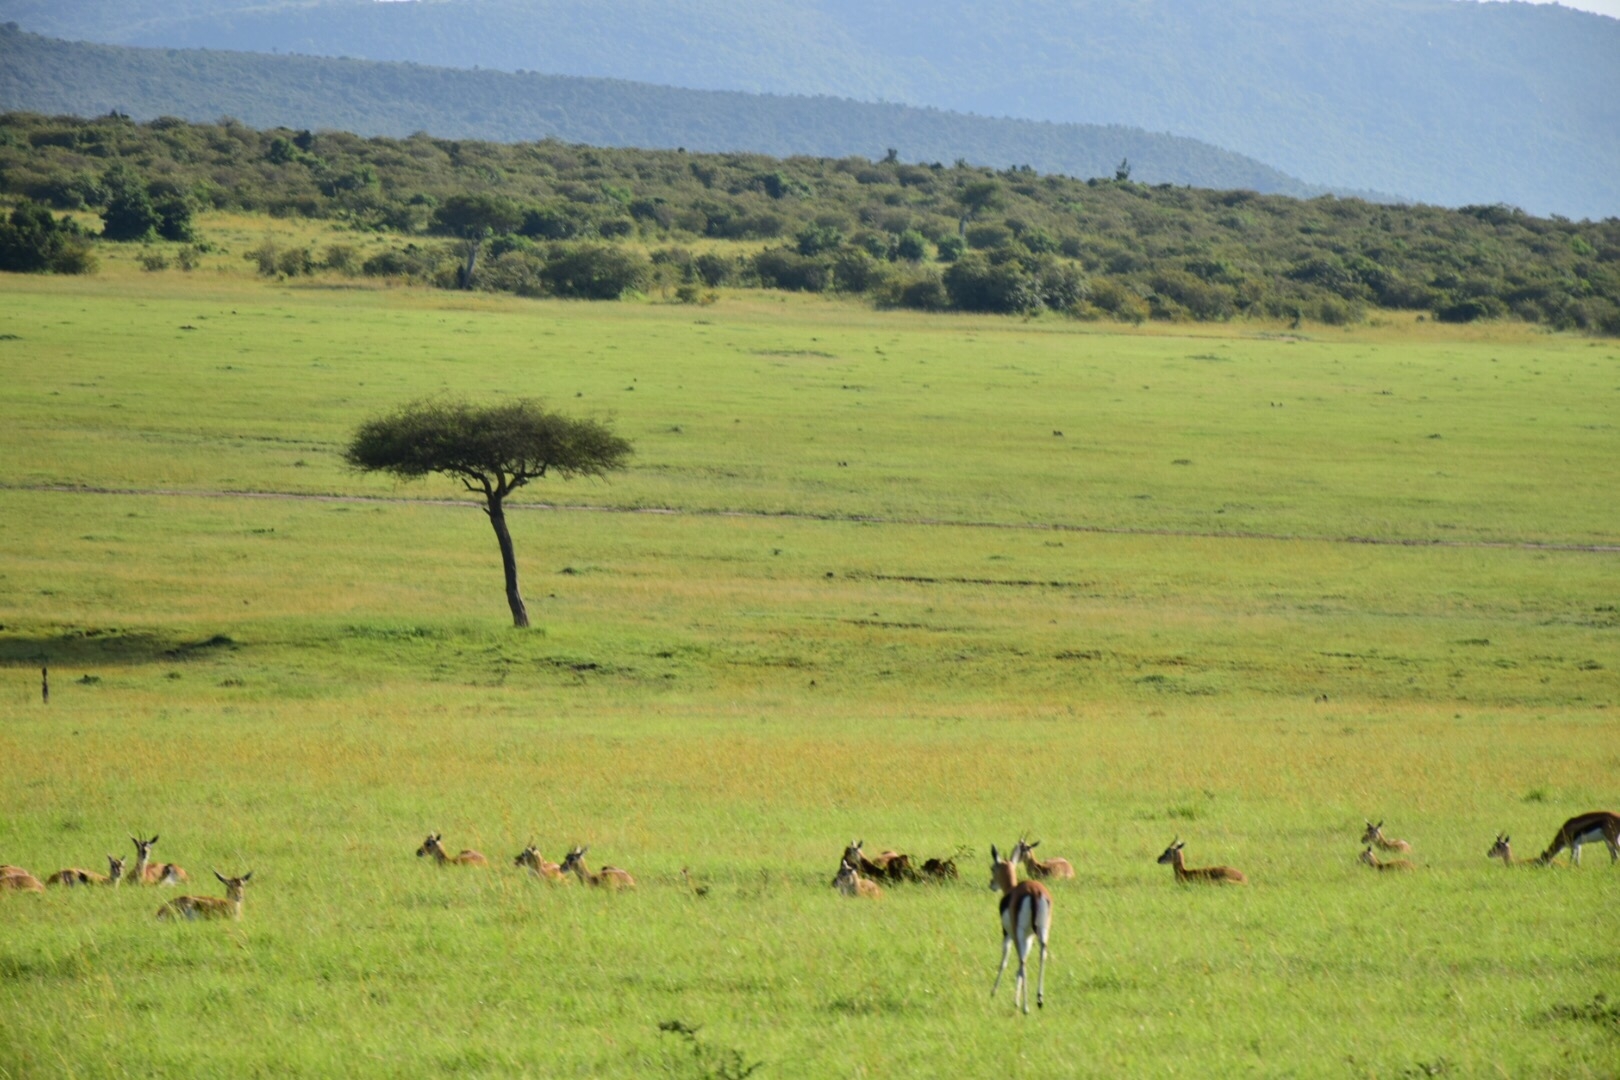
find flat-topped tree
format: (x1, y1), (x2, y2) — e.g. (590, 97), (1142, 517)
(345, 399), (632, 628)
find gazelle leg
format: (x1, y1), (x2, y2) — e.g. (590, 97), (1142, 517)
(1016, 934), (1034, 1014)
(1572, 840), (1582, 867)
(1036, 940), (1048, 1009)
(991, 934), (1013, 997)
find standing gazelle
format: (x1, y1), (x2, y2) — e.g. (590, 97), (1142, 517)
(1361, 821), (1413, 854)
(988, 844), (1053, 1014)
(416, 833), (489, 867)
(1359, 846), (1414, 872)
(1535, 811), (1620, 866)
(47, 854), (125, 887)
(1011, 837), (1075, 880)
(1157, 839), (1247, 885)
(559, 846), (635, 889)
(155, 870), (252, 921)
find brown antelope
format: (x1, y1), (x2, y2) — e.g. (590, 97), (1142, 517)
(989, 844), (1053, 1014)
(1157, 839), (1247, 885)
(1361, 821), (1413, 854)
(156, 870), (252, 921)
(841, 840), (916, 882)
(130, 835), (188, 885)
(1487, 833), (1533, 866)
(559, 845), (635, 889)
(416, 833), (489, 867)
(1359, 846), (1414, 872)
(47, 854), (125, 888)
(1012, 837), (1076, 880)
(921, 845), (971, 882)
(1535, 811), (1620, 866)
(513, 844), (566, 882)
(833, 858), (884, 899)
(1, 867), (46, 893)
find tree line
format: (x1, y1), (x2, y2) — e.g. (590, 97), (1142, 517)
(1, 111), (1617, 332)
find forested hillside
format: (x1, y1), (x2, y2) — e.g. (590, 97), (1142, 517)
(0, 28), (1325, 198)
(2, 0), (1615, 217)
(2, 112), (1616, 333)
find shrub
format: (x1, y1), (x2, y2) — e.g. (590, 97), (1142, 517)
(753, 247), (829, 292)
(943, 254), (1040, 314)
(0, 200), (96, 274)
(540, 243), (650, 299)
(323, 243), (361, 275)
(138, 250), (169, 271)
(694, 252), (735, 287)
(895, 229), (930, 261)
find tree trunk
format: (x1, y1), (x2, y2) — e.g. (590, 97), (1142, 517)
(485, 494), (529, 628)
(460, 237), (481, 290)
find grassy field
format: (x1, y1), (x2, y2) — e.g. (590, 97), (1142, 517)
(1, 249), (1617, 1077)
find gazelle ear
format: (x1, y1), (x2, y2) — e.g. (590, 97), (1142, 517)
(1376, 821), (1384, 829)
(990, 844), (1000, 862)
(1504, 835), (1510, 843)
(242, 871), (253, 882)
(1030, 840), (1041, 849)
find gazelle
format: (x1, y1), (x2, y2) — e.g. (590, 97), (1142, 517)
(1361, 821), (1413, 854)
(989, 844), (1053, 1014)
(1012, 837), (1076, 880)
(1359, 846), (1414, 872)
(1487, 833), (1532, 866)
(130, 835), (188, 885)
(513, 844), (566, 882)
(841, 840), (916, 882)
(156, 870), (252, 921)
(559, 845), (635, 889)
(47, 854), (126, 887)
(1157, 839), (1246, 885)
(1535, 811), (1620, 866)
(416, 833), (489, 867)
(1, 867), (45, 893)
(833, 859), (883, 899)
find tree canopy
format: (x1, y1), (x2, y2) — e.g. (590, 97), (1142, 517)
(345, 399), (632, 627)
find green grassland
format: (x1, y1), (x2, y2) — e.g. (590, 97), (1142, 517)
(0, 252), (1617, 1077)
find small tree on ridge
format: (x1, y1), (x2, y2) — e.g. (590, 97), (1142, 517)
(345, 399), (632, 628)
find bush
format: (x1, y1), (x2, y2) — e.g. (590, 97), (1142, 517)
(99, 165), (162, 241)
(895, 229), (930, 261)
(323, 243), (361, 275)
(831, 248), (887, 293)
(540, 243), (650, 299)
(1087, 276), (1149, 323)
(138, 250), (169, 271)
(943, 254), (1039, 313)
(694, 252), (735, 287)
(0, 200), (96, 274)
(753, 247), (829, 292)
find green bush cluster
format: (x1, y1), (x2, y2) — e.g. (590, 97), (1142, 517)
(1, 112), (1616, 331)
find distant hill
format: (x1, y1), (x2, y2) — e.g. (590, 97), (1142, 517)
(0, 29), (1336, 197)
(0, 0), (1614, 217)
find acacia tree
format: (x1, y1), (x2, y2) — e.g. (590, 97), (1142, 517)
(345, 399), (632, 628)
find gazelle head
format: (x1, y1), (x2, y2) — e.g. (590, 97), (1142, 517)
(834, 859), (860, 891)
(988, 844), (1020, 892)
(1487, 833), (1512, 861)
(131, 834), (159, 862)
(559, 845), (590, 876)
(1012, 836), (1042, 863)
(1361, 821), (1386, 844)
(105, 854), (126, 884)
(1157, 839), (1186, 866)
(1358, 846), (1379, 867)
(213, 869), (252, 901)
(841, 839), (866, 865)
(416, 833), (444, 859)
(513, 844), (541, 870)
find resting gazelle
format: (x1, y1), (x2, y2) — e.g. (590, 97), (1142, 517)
(416, 833), (489, 867)
(1361, 821), (1413, 854)
(513, 844), (566, 882)
(1011, 837), (1075, 880)
(1, 866), (45, 893)
(988, 843), (1053, 1014)
(1535, 811), (1620, 866)
(559, 846), (635, 889)
(1359, 846), (1414, 872)
(833, 858), (883, 899)
(1487, 833), (1531, 866)
(47, 854), (125, 887)
(130, 835), (188, 885)
(156, 870), (252, 921)
(1157, 839), (1246, 885)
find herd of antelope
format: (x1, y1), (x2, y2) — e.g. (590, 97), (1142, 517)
(4, 811), (1614, 1014)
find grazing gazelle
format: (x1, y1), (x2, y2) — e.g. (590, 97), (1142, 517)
(833, 859), (883, 899)
(47, 854), (126, 887)
(1361, 821), (1413, 854)
(988, 844), (1053, 1014)
(156, 870), (252, 921)
(513, 844), (566, 882)
(1535, 811), (1620, 866)
(1359, 846), (1415, 872)
(1, 867), (46, 893)
(415, 833), (489, 867)
(559, 846), (635, 889)
(1012, 837), (1076, 880)
(130, 835), (188, 885)
(1157, 839), (1247, 885)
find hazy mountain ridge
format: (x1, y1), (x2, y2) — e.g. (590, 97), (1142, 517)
(2, 0), (1612, 217)
(0, 29), (1348, 198)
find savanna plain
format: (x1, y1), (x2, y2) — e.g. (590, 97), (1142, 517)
(1, 235), (1617, 1078)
